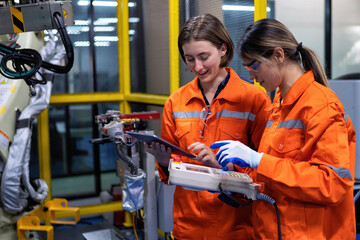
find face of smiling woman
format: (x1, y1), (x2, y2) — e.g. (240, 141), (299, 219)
(182, 40), (226, 84)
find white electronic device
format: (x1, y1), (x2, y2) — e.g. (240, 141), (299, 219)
(168, 159), (260, 200)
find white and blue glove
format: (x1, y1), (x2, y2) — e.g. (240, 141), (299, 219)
(210, 140), (264, 170)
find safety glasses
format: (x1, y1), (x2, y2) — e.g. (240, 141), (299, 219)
(199, 105), (211, 138)
(242, 59), (261, 72)
(242, 49), (272, 72)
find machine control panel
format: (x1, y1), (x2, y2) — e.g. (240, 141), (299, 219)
(168, 160), (260, 200)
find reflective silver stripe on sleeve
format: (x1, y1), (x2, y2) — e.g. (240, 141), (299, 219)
(277, 120), (305, 130)
(344, 112), (349, 123)
(326, 165), (353, 180)
(216, 110), (255, 121)
(266, 120), (273, 128)
(173, 111), (201, 119)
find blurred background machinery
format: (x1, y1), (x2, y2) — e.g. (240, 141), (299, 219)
(0, 0), (74, 239)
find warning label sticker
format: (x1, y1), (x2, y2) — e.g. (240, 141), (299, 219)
(0, 130), (9, 150)
(0, 84), (11, 108)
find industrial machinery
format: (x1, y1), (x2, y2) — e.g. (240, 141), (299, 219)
(0, 0), (74, 239)
(91, 110), (160, 188)
(0, 0), (73, 35)
(0, 0), (74, 161)
(168, 159), (260, 200)
(90, 110), (161, 240)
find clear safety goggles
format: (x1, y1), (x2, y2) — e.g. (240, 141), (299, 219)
(243, 59), (261, 72)
(199, 105), (211, 138)
(242, 49), (272, 72)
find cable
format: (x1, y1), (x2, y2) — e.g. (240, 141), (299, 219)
(0, 47), (42, 81)
(41, 12), (74, 73)
(132, 212), (139, 240)
(114, 142), (138, 175)
(0, 10), (74, 85)
(256, 193), (281, 240)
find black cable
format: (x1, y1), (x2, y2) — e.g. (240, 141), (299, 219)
(41, 12), (74, 73)
(0, 10), (74, 85)
(0, 48), (42, 80)
(273, 203), (281, 240)
(256, 193), (281, 240)
(114, 142), (138, 175)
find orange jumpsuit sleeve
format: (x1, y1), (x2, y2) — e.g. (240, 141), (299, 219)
(248, 90), (271, 151)
(346, 114), (356, 179)
(257, 102), (354, 205)
(234, 89), (270, 178)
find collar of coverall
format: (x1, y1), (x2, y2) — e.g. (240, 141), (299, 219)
(184, 67), (245, 105)
(264, 70), (315, 112)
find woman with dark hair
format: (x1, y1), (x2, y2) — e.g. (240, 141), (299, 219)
(145, 14), (270, 239)
(211, 18), (356, 239)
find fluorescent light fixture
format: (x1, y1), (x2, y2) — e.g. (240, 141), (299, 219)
(75, 18), (118, 26)
(222, 5), (271, 12)
(128, 2), (136, 7)
(74, 41), (90, 47)
(66, 26), (89, 34)
(95, 18), (118, 25)
(75, 20), (90, 25)
(67, 26), (115, 34)
(93, 1), (117, 7)
(128, 17), (140, 23)
(128, 29), (135, 35)
(94, 26), (116, 32)
(81, 26), (90, 32)
(78, 0), (117, 7)
(77, 0), (89, 6)
(95, 41), (111, 47)
(73, 41), (111, 47)
(94, 36), (118, 41)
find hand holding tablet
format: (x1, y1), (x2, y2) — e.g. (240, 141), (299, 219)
(125, 131), (197, 159)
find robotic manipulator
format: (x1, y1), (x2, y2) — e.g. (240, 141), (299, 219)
(0, 0), (74, 215)
(90, 110), (160, 176)
(0, 0), (74, 88)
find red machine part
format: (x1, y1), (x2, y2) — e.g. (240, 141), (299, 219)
(117, 111), (160, 120)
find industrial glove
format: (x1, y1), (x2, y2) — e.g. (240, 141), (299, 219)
(210, 140), (264, 170)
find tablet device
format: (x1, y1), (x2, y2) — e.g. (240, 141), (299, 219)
(125, 131), (197, 159)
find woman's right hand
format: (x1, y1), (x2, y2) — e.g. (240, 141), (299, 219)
(144, 141), (172, 167)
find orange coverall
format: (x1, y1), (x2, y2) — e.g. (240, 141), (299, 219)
(254, 71), (356, 239)
(157, 67), (270, 240)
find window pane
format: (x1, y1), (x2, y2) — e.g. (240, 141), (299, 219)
(94, 1), (119, 92)
(129, 0), (147, 93)
(332, 0), (360, 78)
(275, 0), (325, 72)
(52, 175), (96, 197)
(130, 0), (170, 95)
(49, 105), (94, 177)
(52, 0), (93, 94)
(30, 119), (39, 179)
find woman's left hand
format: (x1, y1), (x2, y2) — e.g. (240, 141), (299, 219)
(210, 140), (264, 169)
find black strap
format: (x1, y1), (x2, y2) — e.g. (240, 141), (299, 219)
(16, 118), (33, 129)
(217, 183), (253, 208)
